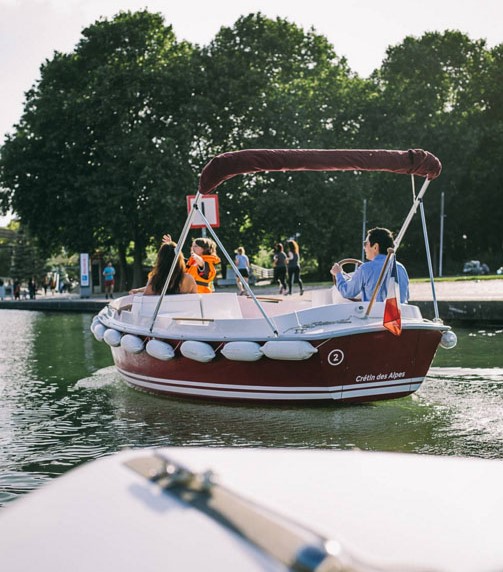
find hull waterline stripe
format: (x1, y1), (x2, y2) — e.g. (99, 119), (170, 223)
(121, 375), (418, 400)
(115, 366), (423, 393)
(116, 367), (423, 400)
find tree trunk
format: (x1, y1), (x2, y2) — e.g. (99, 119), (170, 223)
(117, 245), (128, 291)
(132, 238), (145, 288)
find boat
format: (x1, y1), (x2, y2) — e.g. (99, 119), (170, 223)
(1, 446), (502, 571)
(91, 149), (457, 404)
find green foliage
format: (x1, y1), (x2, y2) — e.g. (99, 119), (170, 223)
(9, 227), (48, 281)
(192, 13), (367, 276)
(1, 10), (197, 286)
(1, 14), (502, 282)
(360, 31), (503, 274)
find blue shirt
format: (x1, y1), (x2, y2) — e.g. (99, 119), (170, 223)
(335, 254), (409, 303)
(103, 265), (115, 282)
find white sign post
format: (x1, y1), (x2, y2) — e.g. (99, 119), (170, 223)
(79, 253), (92, 298)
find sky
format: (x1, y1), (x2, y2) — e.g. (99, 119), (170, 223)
(1, 0), (502, 145)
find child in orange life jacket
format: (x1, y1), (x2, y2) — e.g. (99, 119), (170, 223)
(163, 234), (220, 294)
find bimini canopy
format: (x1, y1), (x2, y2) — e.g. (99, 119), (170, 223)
(198, 148), (442, 195)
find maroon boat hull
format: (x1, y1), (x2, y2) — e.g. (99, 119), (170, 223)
(111, 328), (442, 404)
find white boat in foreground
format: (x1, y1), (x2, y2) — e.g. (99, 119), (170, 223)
(1, 447), (502, 571)
(91, 149), (457, 404)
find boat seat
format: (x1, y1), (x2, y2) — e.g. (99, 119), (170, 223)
(310, 286), (350, 307)
(132, 293), (203, 319)
(200, 293), (243, 319)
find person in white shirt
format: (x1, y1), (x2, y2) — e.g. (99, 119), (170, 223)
(234, 246), (250, 295)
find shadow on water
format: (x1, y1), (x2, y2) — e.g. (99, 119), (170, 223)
(1, 310), (502, 506)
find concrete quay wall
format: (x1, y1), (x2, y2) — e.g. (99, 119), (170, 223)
(413, 300), (503, 325)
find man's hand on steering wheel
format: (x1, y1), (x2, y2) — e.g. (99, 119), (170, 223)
(330, 258), (363, 281)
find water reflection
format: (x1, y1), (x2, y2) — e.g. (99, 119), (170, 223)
(1, 309), (502, 506)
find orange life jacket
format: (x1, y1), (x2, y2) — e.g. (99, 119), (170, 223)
(185, 254), (221, 294)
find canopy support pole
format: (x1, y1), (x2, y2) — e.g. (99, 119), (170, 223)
(394, 178), (432, 251)
(419, 198), (441, 322)
(195, 206), (279, 337)
(365, 248), (394, 317)
(148, 197), (200, 332)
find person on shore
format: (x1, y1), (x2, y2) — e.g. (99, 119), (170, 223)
(28, 277), (37, 300)
(330, 226), (409, 303)
(7, 279), (14, 300)
(129, 239), (197, 296)
(50, 274), (57, 295)
(102, 262), (116, 299)
(234, 246), (250, 295)
(13, 279), (21, 300)
(0, 278), (5, 301)
(286, 239), (304, 296)
(273, 243), (287, 295)
(42, 275), (49, 295)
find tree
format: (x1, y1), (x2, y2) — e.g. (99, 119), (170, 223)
(0, 11), (197, 287)
(192, 13), (367, 276)
(9, 225), (47, 283)
(368, 31), (499, 274)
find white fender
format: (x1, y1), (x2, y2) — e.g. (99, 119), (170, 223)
(91, 316), (101, 332)
(260, 340), (318, 361)
(440, 330), (458, 349)
(221, 341), (263, 362)
(180, 340), (215, 363)
(120, 334), (144, 354)
(146, 339), (175, 361)
(92, 323), (106, 342)
(103, 328), (122, 347)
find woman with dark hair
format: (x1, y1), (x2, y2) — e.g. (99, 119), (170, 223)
(130, 240), (197, 296)
(273, 243), (287, 295)
(286, 239), (304, 296)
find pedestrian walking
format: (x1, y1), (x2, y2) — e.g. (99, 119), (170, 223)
(286, 240), (304, 295)
(273, 243), (288, 294)
(103, 262), (116, 299)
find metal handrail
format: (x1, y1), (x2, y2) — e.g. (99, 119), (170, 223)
(195, 208), (279, 337)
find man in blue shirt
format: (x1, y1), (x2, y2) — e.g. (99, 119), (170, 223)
(330, 227), (409, 303)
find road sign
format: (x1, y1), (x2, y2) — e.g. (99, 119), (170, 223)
(186, 194), (220, 229)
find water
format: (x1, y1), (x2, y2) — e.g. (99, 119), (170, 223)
(1, 310), (502, 507)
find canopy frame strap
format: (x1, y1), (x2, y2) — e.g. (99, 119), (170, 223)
(365, 248), (394, 317)
(419, 197), (441, 322)
(148, 200), (200, 332)
(394, 177), (431, 250)
(366, 175), (436, 319)
(193, 198), (279, 337)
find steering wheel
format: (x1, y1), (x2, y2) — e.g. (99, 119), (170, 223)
(336, 258), (363, 280)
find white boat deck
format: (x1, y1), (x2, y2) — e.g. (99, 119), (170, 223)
(105, 290), (430, 341)
(1, 447), (502, 572)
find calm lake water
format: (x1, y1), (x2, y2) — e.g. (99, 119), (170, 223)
(1, 309), (502, 507)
